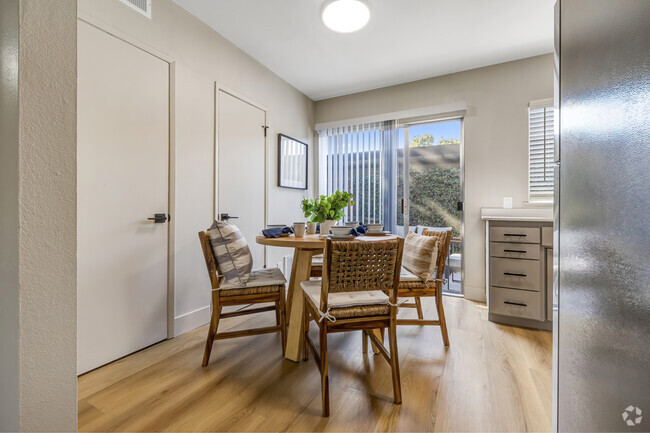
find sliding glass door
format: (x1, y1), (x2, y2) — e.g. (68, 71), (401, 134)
(397, 119), (463, 294)
(318, 117), (463, 294)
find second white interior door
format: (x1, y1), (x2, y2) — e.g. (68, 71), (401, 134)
(217, 90), (266, 267)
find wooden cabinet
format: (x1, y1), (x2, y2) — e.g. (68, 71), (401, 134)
(486, 220), (553, 331)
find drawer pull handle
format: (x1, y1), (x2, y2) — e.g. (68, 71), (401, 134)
(504, 233), (527, 237)
(503, 249), (527, 253)
(504, 301), (527, 307)
(504, 272), (527, 277)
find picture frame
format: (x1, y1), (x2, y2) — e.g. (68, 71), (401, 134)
(278, 134), (308, 190)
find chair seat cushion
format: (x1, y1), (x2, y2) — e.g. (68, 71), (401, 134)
(301, 281), (390, 319)
(220, 267), (286, 290)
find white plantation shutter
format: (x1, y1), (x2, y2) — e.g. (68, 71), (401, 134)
(528, 100), (555, 199)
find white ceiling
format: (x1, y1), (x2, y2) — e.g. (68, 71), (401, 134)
(172, 0), (555, 100)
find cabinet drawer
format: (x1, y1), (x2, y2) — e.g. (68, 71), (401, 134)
(490, 242), (541, 260)
(490, 227), (540, 244)
(490, 286), (543, 321)
(490, 257), (541, 291)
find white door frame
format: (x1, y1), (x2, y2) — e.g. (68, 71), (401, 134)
(77, 12), (177, 338)
(214, 85), (268, 266)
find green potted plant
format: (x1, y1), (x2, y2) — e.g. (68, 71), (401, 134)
(301, 190), (354, 235)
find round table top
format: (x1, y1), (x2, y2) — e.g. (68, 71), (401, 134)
(255, 233), (398, 249)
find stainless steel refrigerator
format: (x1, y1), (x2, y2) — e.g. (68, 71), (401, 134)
(553, 1), (650, 431)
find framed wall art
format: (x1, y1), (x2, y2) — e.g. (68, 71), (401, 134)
(278, 134), (308, 190)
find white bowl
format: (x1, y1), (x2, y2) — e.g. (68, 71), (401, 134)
(366, 223), (384, 232)
(330, 226), (352, 236)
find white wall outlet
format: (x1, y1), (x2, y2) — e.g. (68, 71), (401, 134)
(503, 197), (513, 208)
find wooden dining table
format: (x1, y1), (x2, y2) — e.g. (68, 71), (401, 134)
(255, 233), (397, 362)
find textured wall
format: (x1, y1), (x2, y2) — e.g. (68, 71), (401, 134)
(78, 0), (314, 333)
(0, 0), (20, 430)
(315, 55), (554, 301)
(17, 0), (77, 430)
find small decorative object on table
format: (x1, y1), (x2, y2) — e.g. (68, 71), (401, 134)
(301, 190), (354, 235)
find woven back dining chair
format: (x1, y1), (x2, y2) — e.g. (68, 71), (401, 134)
(198, 231), (287, 366)
(301, 238), (404, 417)
(397, 228), (452, 346)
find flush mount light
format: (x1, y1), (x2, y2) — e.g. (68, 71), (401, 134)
(322, 0), (370, 33)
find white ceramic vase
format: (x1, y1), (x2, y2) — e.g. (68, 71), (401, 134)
(320, 220), (335, 235)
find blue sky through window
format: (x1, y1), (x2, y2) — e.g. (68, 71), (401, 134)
(398, 119), (460, 147)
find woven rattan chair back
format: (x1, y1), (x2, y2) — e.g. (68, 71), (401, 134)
(320, 239), (403, 313)
(326, 240), (400, 293)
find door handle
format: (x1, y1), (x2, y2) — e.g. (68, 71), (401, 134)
(503, 249), (527, 254)
(504, 272), (527, 277)
(147, 213), (167, 223)
(220, 213), (238, 221)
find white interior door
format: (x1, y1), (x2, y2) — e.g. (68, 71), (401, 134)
(217, 90), (266, 267)
(77, 21), (170, 374)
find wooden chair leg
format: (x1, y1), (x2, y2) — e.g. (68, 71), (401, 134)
(320, 323), (330, 417)
(370, 328), (385, 355)
(202, 293), (221, 366)
(275, 301), (281, 326)
(302, 298), (309, 361)
(362, 330), (368, 353)
(279, 288), (287, 355)
(388, 318), (402, 404)
(414, 297), (424, 319)
(436, 293), (450, 346)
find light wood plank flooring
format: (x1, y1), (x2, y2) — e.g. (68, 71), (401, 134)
(78, 297), (552, 432)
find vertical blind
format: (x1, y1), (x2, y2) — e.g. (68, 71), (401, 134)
(318, 122), (397, 232)
(528, 103), (555, 198)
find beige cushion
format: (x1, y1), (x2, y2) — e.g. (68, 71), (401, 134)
(301, 280), (389, 308)
(220, 267), (286, 290)
(400, 266), (423, 282)
(403, 231), (439, 282)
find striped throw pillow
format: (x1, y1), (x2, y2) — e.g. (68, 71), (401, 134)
(208, 220), (253, 286)
(403, 231), (439, 282)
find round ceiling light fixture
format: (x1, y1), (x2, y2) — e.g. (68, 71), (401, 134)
(322, 0), (370, 33)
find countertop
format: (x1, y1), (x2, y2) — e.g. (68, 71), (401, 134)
(480, 207), (553, 222)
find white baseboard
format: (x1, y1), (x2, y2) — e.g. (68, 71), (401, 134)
(174, 305), (210, 337)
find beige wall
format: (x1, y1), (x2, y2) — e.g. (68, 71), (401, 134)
(0, 0), (78, 430)
(314, 55), (554, 301)
(78, 0), (315, 334)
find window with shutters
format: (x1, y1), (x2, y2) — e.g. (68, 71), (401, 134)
(528, 99), (555, 201)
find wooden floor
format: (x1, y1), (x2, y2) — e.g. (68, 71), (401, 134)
(78, 297), (552, 432)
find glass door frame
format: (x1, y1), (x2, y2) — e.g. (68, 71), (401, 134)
(398, 115), (465, 296)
